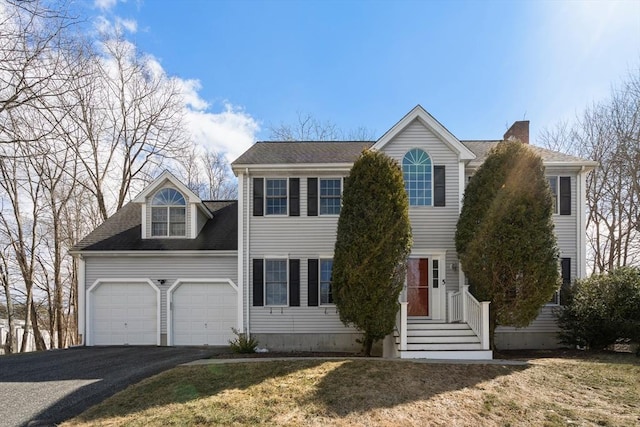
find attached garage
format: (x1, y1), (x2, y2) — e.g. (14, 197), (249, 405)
(169, 280), (238, 346)
(89, 280), (159, 346)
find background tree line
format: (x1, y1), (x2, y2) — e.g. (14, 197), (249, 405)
(0, 0), (235, 353)
(540, 69), (640, 273)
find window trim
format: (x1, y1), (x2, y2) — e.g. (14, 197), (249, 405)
(264, 178), (289, 216)
(318, 177), (343, 216)
(264, 257), (289, 307)
(150, 188), (187, 238)
(319, 258), (334, 306)
(403, 148), (434, 207)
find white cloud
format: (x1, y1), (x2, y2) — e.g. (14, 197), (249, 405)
(116, 17), (137, 33)
(174, 78), (210, 111)
(94, 0), (118, 12)
(185, 103), (259, 163)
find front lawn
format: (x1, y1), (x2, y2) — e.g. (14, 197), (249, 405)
(64, 353), (639, 426)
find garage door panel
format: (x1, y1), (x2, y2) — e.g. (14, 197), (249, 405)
(91, 282), (157, 346)
(172, 282), (237, 346)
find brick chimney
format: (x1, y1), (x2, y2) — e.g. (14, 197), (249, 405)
(504, 120), (529, 144)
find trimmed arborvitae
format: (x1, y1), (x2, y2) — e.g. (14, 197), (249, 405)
(332, 150), (412, 356)
(455, 141), (559, 349)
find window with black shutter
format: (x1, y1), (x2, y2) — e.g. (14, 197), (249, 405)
(307, 178), (318, 216)
(253, 178), (264, 216)
(434, 165), (445, 207)
(289, 259), (300, 306)
(308, 259), (319, 306)
(252, 258), (264, 306)
(560, 177), (571, 215)
(289, 178), (300, 216)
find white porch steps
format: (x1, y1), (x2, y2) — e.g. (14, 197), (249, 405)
(395, 320), (492, 360)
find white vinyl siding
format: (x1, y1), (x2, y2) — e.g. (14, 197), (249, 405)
(382, 119), (461, 293)
(546, 168), (578, 281)
(495, 306), (561, 334)
(85, 255), (237, 336)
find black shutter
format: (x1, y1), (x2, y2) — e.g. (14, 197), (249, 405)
(561, 258), (571, 286)
(434, 165), (446, 206)
(253, 178), (264, 216)
(307, 178), (318, 216)
(289, 178), (300, 216)
(560, 258), (571, 305)
(252, 259), (264, 306)
(289, 259), (300, 306)
(308, 259), (319, 306)
(560, 177), (571, 215)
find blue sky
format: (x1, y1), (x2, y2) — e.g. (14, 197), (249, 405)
(87, 0), (639, 158)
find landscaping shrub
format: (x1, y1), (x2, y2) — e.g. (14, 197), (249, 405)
(228, 328), (259, 353)
(558, 267), (640, 350)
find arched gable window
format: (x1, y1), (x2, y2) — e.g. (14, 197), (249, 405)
(151, 188), (186, 236)
(403, 148), (432, 206)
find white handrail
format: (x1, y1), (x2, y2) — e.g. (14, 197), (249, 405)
(399, 302), (408, 351)
(448, 285), (491, 350)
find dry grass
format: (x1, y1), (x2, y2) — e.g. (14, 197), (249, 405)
(64, 353), (640, 427)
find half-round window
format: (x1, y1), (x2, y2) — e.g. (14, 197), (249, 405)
(403, 148), (432, 206)
(151, 188), (186, 236)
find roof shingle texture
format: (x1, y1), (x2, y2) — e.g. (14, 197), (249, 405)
(231, 141), (374, 165)
(72, 201), (237, 252)
(232, 140), (591, 167)
(462, 140), (591, 168)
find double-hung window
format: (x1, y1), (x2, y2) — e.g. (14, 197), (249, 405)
(266, 179), (287, 215)
(547, 176), (571, 215)
(265, 259), (288, 306)
(319, 179), (341, 215)
(151, 188), (186, 237)
(320, 259), (333, 305)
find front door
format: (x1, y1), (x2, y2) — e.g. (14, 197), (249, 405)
(407, 258), (429, 316)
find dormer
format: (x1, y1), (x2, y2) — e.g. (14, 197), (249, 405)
(133, 170), (213, 239)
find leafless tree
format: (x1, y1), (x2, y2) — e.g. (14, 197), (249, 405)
(64, 33), (188, 222)
(540, 68), (640, 273)
(0, 0), (79, 146)
(177, 146), (237, 200)
(268, 111), (375, 141)
(0, 244), (16, 353)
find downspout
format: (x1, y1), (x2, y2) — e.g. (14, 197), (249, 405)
(77, 255), (85, 346)
(245, 168), (251, 338)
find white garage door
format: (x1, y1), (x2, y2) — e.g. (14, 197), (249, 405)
(172, 281), (237, 346)
(91, 282), (157, 345)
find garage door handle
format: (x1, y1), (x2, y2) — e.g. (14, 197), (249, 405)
(204, 323), (207, 328)
(124, 323), (127, 328)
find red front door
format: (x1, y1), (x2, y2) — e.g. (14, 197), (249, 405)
(407, 258), (429, 316)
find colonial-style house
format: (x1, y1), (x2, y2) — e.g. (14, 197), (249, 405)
(71, 105), (596, 359)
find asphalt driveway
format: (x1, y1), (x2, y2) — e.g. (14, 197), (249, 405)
(0, 346), (220, 426)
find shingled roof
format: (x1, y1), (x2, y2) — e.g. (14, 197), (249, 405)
(461, 140), (595, 168)
(231, 141), (374, 166)
(71, 201), (237, 252)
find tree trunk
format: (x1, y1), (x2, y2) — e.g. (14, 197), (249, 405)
(1, 263), (15, 354)
(30, 301), (47, 351)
